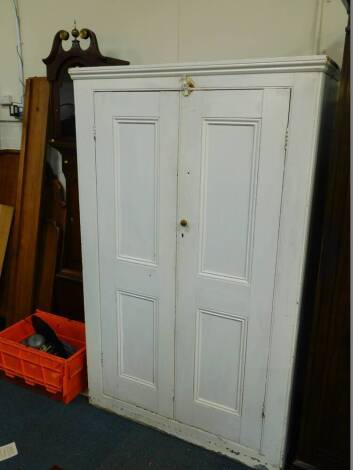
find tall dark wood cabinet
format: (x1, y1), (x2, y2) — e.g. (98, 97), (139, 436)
(286, 11), (350, 470)
(40, 28), (128, 320)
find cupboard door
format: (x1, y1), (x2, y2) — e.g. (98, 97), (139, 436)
(95, 91), (179, 417)
(175, 88), (290, 448)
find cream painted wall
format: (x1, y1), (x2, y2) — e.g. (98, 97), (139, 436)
(0, 0), (23, 148)
(0, 0), (348, 149)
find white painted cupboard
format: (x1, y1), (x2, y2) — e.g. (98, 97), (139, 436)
(70, 56), (338, 469)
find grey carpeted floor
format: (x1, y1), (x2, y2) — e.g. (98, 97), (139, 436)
(0, 377), (252, 470)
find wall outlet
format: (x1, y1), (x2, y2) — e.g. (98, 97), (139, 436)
(9, 104), (23, 120)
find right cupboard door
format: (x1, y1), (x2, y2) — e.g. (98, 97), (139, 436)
(175, 88), (291, 449)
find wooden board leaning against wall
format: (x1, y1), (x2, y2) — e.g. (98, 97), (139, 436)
(0, 205), (14, 277)
(0, 77), (49, 327)
(0, 149), (19, 328)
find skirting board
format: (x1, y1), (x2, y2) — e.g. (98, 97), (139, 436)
(90, 393), (278, 470)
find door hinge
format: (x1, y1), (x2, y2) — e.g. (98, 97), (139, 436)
(181, 76), (195, 97)
(100, 352), (104, 366)
(261, 400), (266, 420)
(93, 125), (96, 141)
(284, 128), (289, 152)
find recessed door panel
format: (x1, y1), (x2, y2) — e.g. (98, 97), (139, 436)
(95, 91), (179, 417)
(199, 119), (260, 282)
(114, 119), (158, 266)
(195, 309), (246, 415)
(175, 88), (290, 448)
(117, 290), (157, 387)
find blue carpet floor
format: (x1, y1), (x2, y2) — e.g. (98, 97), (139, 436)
(0, 377), (251, 470)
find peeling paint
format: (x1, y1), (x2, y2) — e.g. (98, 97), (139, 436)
(92, 394), (279, 469)
(229, 449), (240, 455)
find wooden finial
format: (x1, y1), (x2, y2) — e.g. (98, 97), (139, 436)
(71, 20), (79, 38)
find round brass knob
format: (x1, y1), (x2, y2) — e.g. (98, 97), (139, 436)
(59, 30), (69, 41)
(80, 28), (90, 39)
(180, 219), (188, 227)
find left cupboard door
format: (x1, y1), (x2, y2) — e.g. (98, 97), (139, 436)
(94, 91), (179, 417)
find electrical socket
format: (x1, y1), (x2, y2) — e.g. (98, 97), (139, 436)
(9, 104), (23, 119)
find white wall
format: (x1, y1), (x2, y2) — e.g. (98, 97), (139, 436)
(0, 0), (348, 149)
(0, 0), (23, 148)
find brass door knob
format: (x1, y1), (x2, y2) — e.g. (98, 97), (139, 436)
(180, 219), (188, 227)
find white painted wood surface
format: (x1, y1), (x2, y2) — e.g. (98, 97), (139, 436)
(175, 88), (290, 449)
(70, 55), (339, 80)
(94, 91), (179, 417)
(70, 56), (337, 469)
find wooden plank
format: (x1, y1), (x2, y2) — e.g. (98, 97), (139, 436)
(36, 173), (66, 312)
(0, 205), (14, 276)
(0, 151), (20, 323)
(36, 221), (59, 310)
(5, 77), (50, 324)
(0, 150), (20, 206)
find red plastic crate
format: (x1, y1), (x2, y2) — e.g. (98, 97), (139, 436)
(0, 310), (87, 404)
